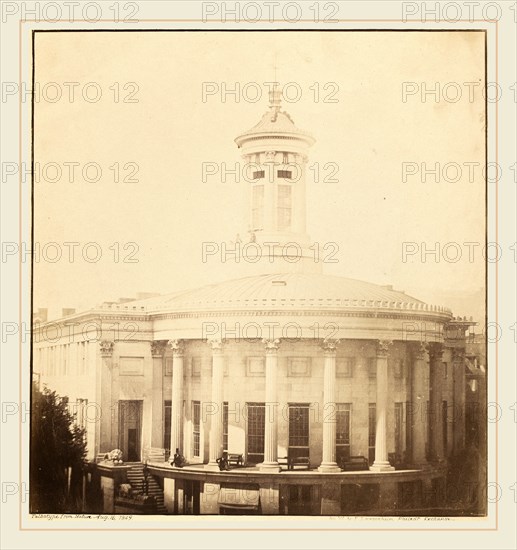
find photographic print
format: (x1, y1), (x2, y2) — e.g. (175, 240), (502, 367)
(30, 29), (487, 518)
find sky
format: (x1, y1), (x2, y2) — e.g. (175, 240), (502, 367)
(33, 30), (486, 322)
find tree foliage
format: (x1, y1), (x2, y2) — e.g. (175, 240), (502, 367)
(30, 383), (87, 512)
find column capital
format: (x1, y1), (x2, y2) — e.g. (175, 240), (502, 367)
(150, 340), (168, 357)
(207, 338), (225, 355)
(263, 338), (280, 354)
(428, 342), (444, 362)
(320, 338), (340, 356)
(168, 339), (185, 357)
(264, 150), (277, 162)
(100, 340), (114, 358)
(376, 339), (393, 358)
(412, 341), (428, 360)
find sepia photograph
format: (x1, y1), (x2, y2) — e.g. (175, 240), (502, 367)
(29, 29), (487, 518)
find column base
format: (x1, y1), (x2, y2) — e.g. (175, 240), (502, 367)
(204, 462), (222, 472)
(259, 462), (281, 473)
(370, 461), (395, 472)
(318, 462), (341, 473)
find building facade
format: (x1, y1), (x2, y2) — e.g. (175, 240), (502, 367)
(32, 88), (485, 515)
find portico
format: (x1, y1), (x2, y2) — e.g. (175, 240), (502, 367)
(155, 328), (453, 475)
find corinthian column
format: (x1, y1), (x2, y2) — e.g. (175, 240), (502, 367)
(168, 340), (184, 456)
(370, 340), (395, 472)
(428, 343), (444, 462)
(410, 342), (428, 467)
(318, 338), (341, 473)
(206, 339), (225, 471)
(261, 339), (280, 472)
(99, 341), (114, 453)
(452, 348), (466, 454)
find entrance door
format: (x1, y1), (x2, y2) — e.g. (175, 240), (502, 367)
(288, 404), (310, 461)
(119, 401), (142, 462)
(246, 403), (265, 464)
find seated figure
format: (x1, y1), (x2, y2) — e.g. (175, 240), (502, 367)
(171, 448), (186, 468)
(216, 451), (230, 471)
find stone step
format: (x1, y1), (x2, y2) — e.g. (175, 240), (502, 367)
(126, 464), (167, 514)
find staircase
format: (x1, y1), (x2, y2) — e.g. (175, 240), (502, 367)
(126, 463), (167, 514)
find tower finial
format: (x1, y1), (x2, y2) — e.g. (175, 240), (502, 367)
(269, 82), (282, 121)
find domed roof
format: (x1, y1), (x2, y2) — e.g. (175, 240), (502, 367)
(129, 272), (450, 316)
(235, 110), (315, 145)
(235, 86), (315, 147)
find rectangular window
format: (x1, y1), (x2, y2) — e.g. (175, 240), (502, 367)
(246, 403), (265, 464)
(277, 170), (292, 179)
(252, 184), (264, 230)
(288, 404), (310, 460)
(75, 398), (88, 429)
(442, 361), (448, 379)
(368, 403), (376, 464)
(192, 401), (201, 457)
(336, 403), (351, 463)
(252, 170), (265, 179)
(163, 400), (172, 451)
(223, 402), (229, 451)
(277, 184), (292, 231)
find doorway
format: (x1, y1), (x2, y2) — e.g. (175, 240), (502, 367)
(118, 400), (142, 462)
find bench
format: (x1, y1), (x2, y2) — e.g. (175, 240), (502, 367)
(340, 455), (369, 471)
(279, 456), (310, 470)
(289, 456), (310, 470)
(226, 453), (244, 467)
(278, 456), (289, 470)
